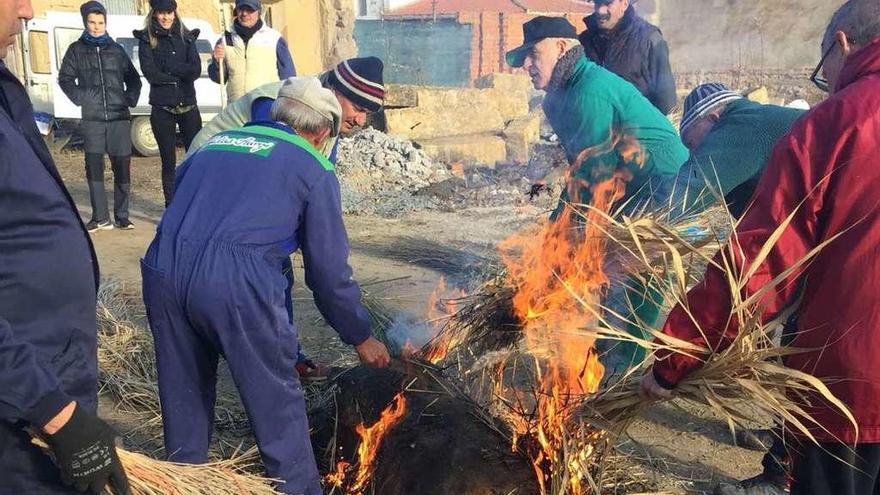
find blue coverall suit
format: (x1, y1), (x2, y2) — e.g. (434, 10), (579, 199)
(0, 62), (101, 493)
(141, 122), (371, 494)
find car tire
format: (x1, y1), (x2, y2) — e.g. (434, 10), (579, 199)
(131, 115), (159, 156)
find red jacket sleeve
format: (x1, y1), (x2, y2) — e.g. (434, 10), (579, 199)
(652, 112), (831, 387)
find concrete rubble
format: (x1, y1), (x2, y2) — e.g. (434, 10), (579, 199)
(336, 128), (452, 216)
(334, 126), (563, 217)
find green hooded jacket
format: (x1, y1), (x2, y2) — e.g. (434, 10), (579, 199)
(543, 54), (688, 214)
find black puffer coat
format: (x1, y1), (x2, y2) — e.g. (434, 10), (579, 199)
(579, 6), (676, 115)
(58, 35), (142, 122)
(133, 21), (202, 107)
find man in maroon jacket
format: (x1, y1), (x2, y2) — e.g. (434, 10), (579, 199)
(640, 1), (880, 494)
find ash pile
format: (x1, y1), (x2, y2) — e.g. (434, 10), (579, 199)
(336, 128), (566, 216)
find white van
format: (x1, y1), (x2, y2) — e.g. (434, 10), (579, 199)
(20, 11), (222, 156)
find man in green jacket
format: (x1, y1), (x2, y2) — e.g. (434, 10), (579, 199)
(508, 16), (688, 218)
(675, 82), (806, 218)
(506, 16), (689, 378)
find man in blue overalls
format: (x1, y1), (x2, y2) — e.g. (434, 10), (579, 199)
(141, 77), (390, 494)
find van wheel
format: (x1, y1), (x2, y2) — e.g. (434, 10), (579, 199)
(131, 116), (159, 156)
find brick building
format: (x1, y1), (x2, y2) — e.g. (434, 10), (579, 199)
(355, 0), (592, 86)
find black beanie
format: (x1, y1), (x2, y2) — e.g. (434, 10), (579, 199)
(149, 0), (178, 11)
(80, 0), (106, 25)
(327, 57), (385, 112)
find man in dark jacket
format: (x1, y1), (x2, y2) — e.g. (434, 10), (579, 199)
(0, 0), (129, 493)
(59, 1), (142, 232)
(141, 77), (390, 494)
(133, 0), (203, 206)
(578, 0), (676, 114)
(642, 2), (880, 494)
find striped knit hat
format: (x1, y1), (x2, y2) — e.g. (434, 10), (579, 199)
(327, 57), (385, 113)
(679, 83), (743, 134)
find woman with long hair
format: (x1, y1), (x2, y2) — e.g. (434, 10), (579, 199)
(133, 0), (202, 207)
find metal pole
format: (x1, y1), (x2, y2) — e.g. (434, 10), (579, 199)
(214, 0), (228, 108)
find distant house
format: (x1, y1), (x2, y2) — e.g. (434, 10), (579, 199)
(354, 0), (418, 19)
(354, 0), (592, 87)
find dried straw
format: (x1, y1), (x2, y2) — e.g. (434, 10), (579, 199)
(32, 437), (281, 495)
(96, 282), (246, 434)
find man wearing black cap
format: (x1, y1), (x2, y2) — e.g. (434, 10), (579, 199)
(1, 0), (130, 493)
(208, 0), (296, 103)
(578, 0), (676, 115)
(507, 16), (689, 378)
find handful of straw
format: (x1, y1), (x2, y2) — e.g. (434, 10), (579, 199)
(32, 437), (281, 495)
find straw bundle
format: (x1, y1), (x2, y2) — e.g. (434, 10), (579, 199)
(32, 437), (281, 495)
(97, 283), (249, 433)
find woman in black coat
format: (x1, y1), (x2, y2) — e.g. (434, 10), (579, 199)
(134, 0), (202, 206)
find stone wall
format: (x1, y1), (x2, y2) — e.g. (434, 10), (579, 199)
(383, 73), (540, 166)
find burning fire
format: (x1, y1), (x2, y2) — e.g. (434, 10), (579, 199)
(421, 277), (466, 364)
(326, 392), (408, 494)
(495, 134), (646, 494)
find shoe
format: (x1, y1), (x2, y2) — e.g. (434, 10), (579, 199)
(736, 428), (775, 451)
(296, 359), (330, 384)
(115, 219), (135, 230)
(715, 473), (789, 495)
(86, 220), (114, 233)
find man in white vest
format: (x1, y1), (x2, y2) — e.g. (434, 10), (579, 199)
(208, 0), (296, 103)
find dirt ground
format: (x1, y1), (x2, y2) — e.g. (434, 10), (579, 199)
(53, 148), (768, 494)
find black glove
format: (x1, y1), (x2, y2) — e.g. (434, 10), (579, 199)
(47, 405), (131, 495)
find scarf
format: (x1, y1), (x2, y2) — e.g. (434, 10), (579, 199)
(80, 31), (111, 46)
(233, 18), (263, 45)
(547, 45), (585, 92)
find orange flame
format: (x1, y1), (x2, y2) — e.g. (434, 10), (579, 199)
(421, 277), (466, 364)
(326, 393), (408, 493)
(496, 133), (645, 493)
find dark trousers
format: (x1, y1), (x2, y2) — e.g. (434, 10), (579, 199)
(791, 442), (880, 495)
(150, 106), (202, 206)
(141, 246), (321, 495)
(85, 153), (131, 223)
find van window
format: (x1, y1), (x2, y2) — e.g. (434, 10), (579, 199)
(54, 27), (82, 70)
(116, 37), (140, 71)
(27, 31), (51, 74)
(196, 39), (212, 77)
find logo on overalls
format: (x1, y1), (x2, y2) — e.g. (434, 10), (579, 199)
(203, 133), (278, 157)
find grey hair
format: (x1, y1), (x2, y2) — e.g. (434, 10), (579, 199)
(822, 0), (880, 50)
(269, 97), (332, 135)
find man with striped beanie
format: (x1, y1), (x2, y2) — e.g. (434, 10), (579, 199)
(325, 56), (385, 133)
(674, 82), (805, 218)
(188, 56), (385, 157)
